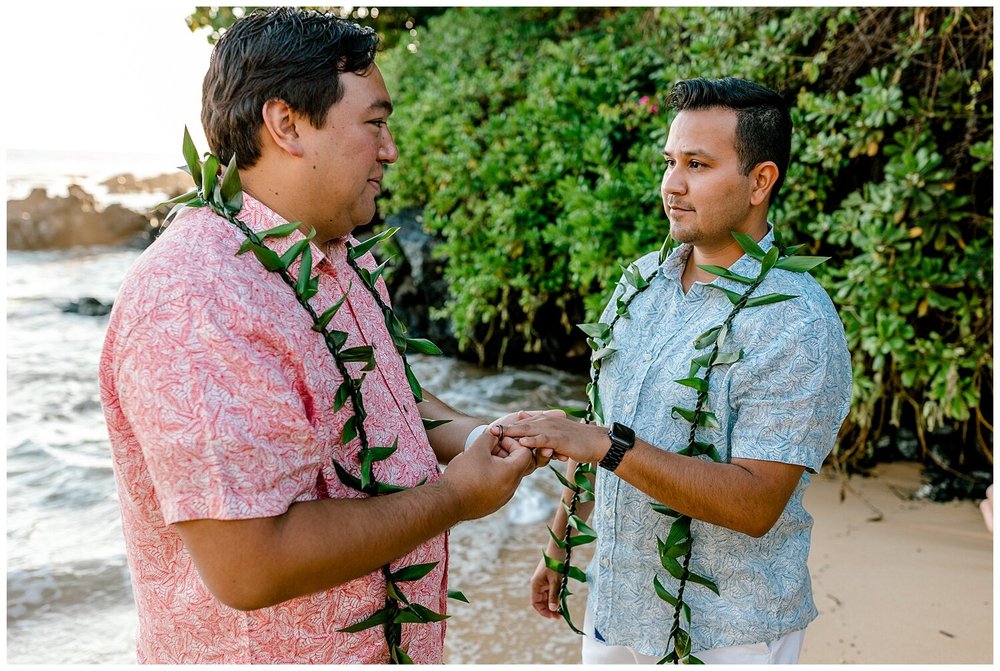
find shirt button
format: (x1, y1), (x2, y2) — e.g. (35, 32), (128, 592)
(624, 404), (633, 413)
(643, 353), (652, 362)
(601, 558), (611, 568)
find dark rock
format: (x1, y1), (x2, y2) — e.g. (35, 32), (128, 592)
(101, 171), (192, 197)
(378, 208), (460, 356)
(61, 297), (113, 316)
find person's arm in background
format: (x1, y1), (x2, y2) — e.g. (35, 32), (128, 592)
(529, 457), (594, 619)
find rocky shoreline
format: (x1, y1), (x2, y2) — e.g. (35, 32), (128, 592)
(6, 172), (190, 251)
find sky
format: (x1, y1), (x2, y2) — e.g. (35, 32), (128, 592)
(2, 2), (213, 156)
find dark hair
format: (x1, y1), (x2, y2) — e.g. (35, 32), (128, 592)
(668, 77), (792, 203)
(201, 7), (380, 167)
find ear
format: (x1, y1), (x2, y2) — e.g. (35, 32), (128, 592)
(260, 98), (305, 158)
(749, 161), (780, 207)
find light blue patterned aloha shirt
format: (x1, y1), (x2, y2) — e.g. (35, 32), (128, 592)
(586, 227), (852, 656)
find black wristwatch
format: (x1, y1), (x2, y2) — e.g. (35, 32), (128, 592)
(599, 422), (636, 472)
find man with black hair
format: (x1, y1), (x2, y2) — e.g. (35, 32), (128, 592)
(100, 8), (542, 663)
(504, 77), (852, 663)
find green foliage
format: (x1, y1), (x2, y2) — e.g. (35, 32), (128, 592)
(381, 6), (992, 470)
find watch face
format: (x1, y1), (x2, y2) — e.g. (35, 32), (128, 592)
(612, 422), (635, 443)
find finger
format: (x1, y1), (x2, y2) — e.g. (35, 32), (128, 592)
(542, 408), (567, 418)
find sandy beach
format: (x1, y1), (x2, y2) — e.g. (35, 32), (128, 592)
(443, 461), (994, 664)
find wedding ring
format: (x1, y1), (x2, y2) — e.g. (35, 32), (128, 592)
(497, 424), (505, 442)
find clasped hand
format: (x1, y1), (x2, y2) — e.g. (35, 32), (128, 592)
(488, 411), (610, 465)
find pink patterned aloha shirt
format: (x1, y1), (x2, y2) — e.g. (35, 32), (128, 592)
(99, 194), (447, 663)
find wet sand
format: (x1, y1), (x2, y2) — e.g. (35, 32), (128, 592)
(443, 461), (993, 664)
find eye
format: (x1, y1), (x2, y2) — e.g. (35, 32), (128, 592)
(369, 119), (388, 129)
(663, 157), (676, 169)
(689, 160), (704, 169)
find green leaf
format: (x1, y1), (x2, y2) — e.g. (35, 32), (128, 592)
(393, 603), (449, 624)
(693, 326), (722, 350)
(154, 187), (201, 210)
(325, 329), (348, 351)
(337, 604), (395, 633)
(658, 234), (676, 264)
(201, 154), (220, 202)
(567, 533), (597, 547)
(404, 361), (424, 402)
(560, 592), (585, 635)
(707, 284), (743, 305)
(341, 415), (358, 445)
(405, 337), (443, 356)
(568, 515), (597, 538)
(349, 226), (400, 260)
(744, 293), (798, 309)
(259, 221), (305, 239)
(243, 241), (284, 271)
(687, 654), (705, 664)
(774, 255), (830, 273)
(448, 589), (469, 603)
(616, 296), (631, 318)
(313, 291), (350, 332)
(549, 465), (576, 491)
(547, 526), (568, 549)
(567, 565), (587, 582)
(697, 265), (755, 286)
(391, 645), (415, 664)
(686, 570), (720, 595)
(279, 238), (313, 271)
(181, 127), (202, 189)
(219, 154), (243, 213)
(374, 477), (409, 495)
(592, 346), (617, 364)
(295, 245), (319, 301)
(421, 417), (451, 431)
(550, 405), (589, 419)
(649, 502), (680, 517)
(385, 578), (410, 605)
(391, 561), (438, 583)
(760, 245), (780, 275)
(675, 628), (693, 658)
(653, 575), (691, 624)
(577, 322), (612, 342)
(573, 469), (595, 494)
(732, 231), (766, 260)
(340, 346), (376, 371)
(674, 377), (709, 393)
(712, 349), (744, 366)
(659, 552), (686, 580)
(332, 382), (351, 412)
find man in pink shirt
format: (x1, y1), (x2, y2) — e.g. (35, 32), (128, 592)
(100, 8), (539, 663)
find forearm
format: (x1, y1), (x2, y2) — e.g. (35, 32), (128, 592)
(175, 480), (462, 611)
(418, 390), (486, 464)
(615, 441), (800, 537)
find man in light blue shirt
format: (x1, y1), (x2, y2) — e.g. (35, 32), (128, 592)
(500, 78), (852, 663)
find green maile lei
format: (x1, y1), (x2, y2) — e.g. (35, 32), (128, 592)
(161, 128), (465, 664)
(548, 230), (829, 664)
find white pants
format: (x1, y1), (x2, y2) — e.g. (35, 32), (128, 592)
(581, 603), (805, 664)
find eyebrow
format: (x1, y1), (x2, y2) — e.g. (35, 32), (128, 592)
(662, 148), (717, 161)
(367, 99), (394, 116)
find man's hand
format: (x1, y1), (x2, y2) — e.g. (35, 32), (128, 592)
(499, 413), (610, 464)
(530, 553), (565, 620)
(439, 431), (534, 521)
(488, 409), (569, 471)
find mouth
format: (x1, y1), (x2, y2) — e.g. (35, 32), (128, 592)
(368, 178), (382, 193)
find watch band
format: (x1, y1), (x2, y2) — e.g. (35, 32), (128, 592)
(600, 422), (636, 472)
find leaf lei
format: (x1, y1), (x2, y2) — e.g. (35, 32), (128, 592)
(548, 231), (829, 663)
(161, 127), (466, 664)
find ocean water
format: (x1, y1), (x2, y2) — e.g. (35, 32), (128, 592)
(5, 152), (588, 663)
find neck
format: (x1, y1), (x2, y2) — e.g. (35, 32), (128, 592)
(681, 219), (769, 292)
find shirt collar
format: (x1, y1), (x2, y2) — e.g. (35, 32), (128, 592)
(659, 224), (776, 283)
(239, 192), (327, 271)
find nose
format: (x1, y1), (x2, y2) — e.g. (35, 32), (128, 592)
(661, 165), (685, 200)
(380, 126), (399, 165)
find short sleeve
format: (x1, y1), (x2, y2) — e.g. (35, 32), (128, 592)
(113, 293), (326, 524)
(727, 307), (852, 473)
